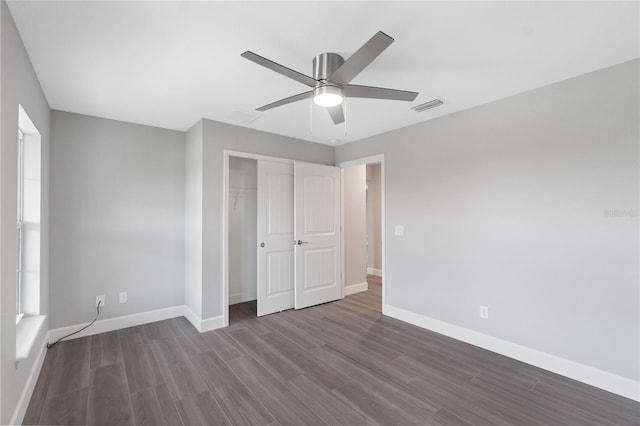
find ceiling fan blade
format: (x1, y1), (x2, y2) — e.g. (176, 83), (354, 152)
(344, 84), (418, 101)
(327, 104), (345, 125)
(327, 31), (394, 86)
(241, 51), (317, 87)
(256, 91), (313, 111)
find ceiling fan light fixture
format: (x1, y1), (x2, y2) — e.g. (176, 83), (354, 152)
(313, 84), (343, 107)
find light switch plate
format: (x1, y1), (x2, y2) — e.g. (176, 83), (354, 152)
(394, 225), (405, 236)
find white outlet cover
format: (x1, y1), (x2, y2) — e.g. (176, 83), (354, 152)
(119, 292), (127, 303)
(480, 305), (489, 319)
(96, 295), (105, 307)
(394, 225), (404, 236)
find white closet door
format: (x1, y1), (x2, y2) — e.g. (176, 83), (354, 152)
(256, 160), (295, 316)
(294, 162), (342, 309)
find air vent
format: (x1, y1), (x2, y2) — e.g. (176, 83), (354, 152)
(411, 98), (444, 112)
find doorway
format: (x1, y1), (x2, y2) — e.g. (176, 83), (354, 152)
(365, 163), (383, 309)
(339, 155), (385, 312)
(228, 156), (258, 322)
(223, 151), (343, 327)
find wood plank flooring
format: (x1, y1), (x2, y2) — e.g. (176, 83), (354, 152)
(24, 275), (640, 425)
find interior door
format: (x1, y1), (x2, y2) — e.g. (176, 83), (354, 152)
(257, 160), (295, 316)
(294, 162), (342, 309)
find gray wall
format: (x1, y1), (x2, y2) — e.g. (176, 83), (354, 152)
(335, 59), (640, 381)
(200, 119), (335, 319)
(0, 2), (51, 423)
(50, 111), (185, 328)
(228, 157), (257, 304)
(344, 164), (367, 287)
(366, 164), (382, 271)
(185, 120), (203, 317)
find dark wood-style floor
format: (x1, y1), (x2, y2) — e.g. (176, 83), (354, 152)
(24, 275), (639, 425)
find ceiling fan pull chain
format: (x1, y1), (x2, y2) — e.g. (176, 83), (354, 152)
(309, 97), (313, 134)
(344, 98), (348, 137)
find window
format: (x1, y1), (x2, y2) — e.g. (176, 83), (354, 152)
(16, 105), (44, 361)
(16, 105), (42, 320)
(16, 128), (24, 323)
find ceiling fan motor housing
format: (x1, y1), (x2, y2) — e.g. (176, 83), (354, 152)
(313, 52), (345, 82)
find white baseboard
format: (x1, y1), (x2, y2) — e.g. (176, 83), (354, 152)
(48, 305), (184, 343)
(200, 315), (225, 332)
(345, 281), (368, 296)
(383, 304), (640, 402)
(367, 268), (382, 277)
(48, 305), (226, 346)
(183, 305), (202, 331)
(183, 305), (224, 332)
(10, 335), (48, 425)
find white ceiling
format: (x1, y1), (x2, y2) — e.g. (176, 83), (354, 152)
(8, 1), (639, 146)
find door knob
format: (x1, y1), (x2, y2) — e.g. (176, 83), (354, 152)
(260, 242), (265, 248)
(296, 240), (309, 245)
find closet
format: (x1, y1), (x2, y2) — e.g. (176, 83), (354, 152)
(228, 157), (257, 305)
(227, 155), (342, 318)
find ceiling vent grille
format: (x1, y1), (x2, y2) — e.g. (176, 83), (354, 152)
(411, 98), (444, 112)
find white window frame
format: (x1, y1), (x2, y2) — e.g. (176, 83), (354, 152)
(16, 128), (25, 323)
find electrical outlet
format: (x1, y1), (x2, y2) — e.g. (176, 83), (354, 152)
(119, 292), (127, 303)
(394, 225), (405, 236)
(96, 295), (105, 308)
(480, 305), (489, 319)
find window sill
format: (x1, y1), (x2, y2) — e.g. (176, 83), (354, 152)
(16, 315), (46, 362)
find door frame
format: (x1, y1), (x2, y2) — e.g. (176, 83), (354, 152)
(222, 150), (294, 327)
(336, 154), (386, 310)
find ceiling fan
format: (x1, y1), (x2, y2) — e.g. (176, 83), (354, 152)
(241, 31), (419, 125)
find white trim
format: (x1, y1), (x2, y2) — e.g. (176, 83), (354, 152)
(47, 306), (184, 343)
(48, 305), (225, 344)
(223, 152), (230, 327)
(345, 281), (368, 296)
(183, 304), (202, 331)
(10, 337), (47, 425)
(16, 315), (46, 361)
(384, 304), (640, 402)
(184, 302), (227, 333)
(337, 154), (386, 309)
(200, 315), (225, 332)
(381, 160), (386, 310)
(367, 268), (382, 277)
(336, 154), (384, 169)
(224, 150), (295, 165)
(340, 167), (346, 298)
